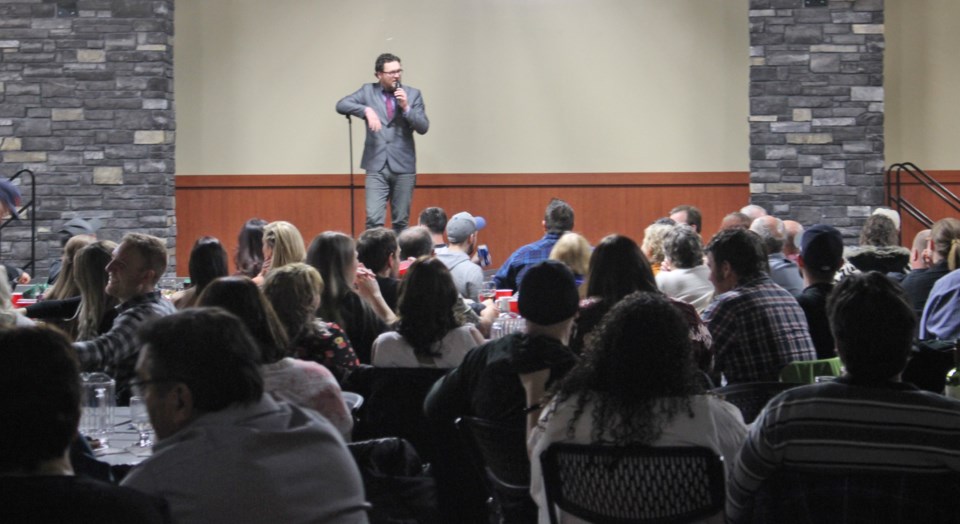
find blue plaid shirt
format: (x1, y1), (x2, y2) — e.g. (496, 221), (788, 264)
(493, 232), (562, 291)
(702, 275), (816, 384)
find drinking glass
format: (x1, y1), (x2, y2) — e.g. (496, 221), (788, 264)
(80, 372), (115, 448)
(128, 396), (154, 450)
(478, 281), (496, 302)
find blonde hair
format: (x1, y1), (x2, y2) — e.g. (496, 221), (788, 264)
(45, 234), (95, 301)
(263, 221), (306, 273)
(74, 241), (119, 341)
(641, 223), (673, 265)
(550, 232), (592, 277)
(119, 233), (168, 285)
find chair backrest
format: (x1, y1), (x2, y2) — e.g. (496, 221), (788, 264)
(539, 443), (725, 524)
(752, 468), (960, 523)
(779, 357), (843, 384)
(457, 416), (530, 487)
(456, 416), (537, 523)
(710, 382), (800, 424)
(341, 365), (449, 463)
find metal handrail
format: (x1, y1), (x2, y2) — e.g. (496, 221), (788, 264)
(886, 162), (960, 244)
(0, 169), (37, 274)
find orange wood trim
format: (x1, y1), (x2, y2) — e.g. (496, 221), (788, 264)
(176, 171), (750, 189)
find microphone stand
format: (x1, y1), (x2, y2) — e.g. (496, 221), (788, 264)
(345, 114), (356, 238)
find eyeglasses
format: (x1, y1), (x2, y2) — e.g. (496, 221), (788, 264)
(380, 69), (403, 76)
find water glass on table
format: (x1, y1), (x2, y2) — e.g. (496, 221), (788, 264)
(128, 395), (154, 456)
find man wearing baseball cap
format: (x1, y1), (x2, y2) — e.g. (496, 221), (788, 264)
(436, 211), (486, 301)
(796, 224), (845, 359)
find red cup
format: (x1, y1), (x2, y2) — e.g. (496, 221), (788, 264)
(508, 298), (519, 314)
(495, 289), (513, 299)
(10, 292), (22, 307)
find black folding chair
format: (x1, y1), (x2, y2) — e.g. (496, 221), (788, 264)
(456, 416), (536, 524)
(539, 443), (725, 524)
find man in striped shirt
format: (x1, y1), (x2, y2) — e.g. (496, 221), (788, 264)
(727, 272), (960, 522)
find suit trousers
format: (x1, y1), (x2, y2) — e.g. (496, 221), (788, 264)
(365, 165), (416, 233)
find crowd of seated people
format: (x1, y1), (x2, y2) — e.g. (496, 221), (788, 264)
(4, 197), (960, 523)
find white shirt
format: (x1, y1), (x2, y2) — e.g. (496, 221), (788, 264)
(372, 324), (483, 368)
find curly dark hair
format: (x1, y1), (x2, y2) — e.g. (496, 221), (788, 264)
(396, 257), (462, 358)
(858, 214), (898, 247)
(544, 291), (700, 445)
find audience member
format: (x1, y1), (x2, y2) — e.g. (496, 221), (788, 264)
(903, 218), (959, 318)
(72, 233), (176, 401)
(0, 326), (170, 523)
(252, 221), (305, 286)
(436, 211), (486, 301)
(548, 232), (591, 291)
(782, 219), (803, 264)
(839, 214), (910, 278)
(669, 204), (703, 233)
(750, 215), (804, 296)
(657, 225), (714, 313)
(47, 217), (100, 285)
(575, 234), (713, 372)
(0, 179), (31, 286)
(73, 241), (120, 341)
(398, 225), (434, 260)
(121, 308), (368, 524)
(919, 226), (960, 341)
(307, 232), (394, 363)
(20, 235), (95, 336)
(494, 198), (574, 291)
(702, 229), (815, 383)
(720, 211), (752, 230)
(528, 292), (746, 524)
(262, 263), (360, 381)
(198, 276), (352, 440)
(426, 260), (580, 427)
(357, 227), (401, 311)
(172, 236), (228, 309)
(418, 206), (448, 249)
(740, 204), (768, 221)
(373, 257), (483, 368)
(727, 272), (960, 523)
(796, 225), (844, 359)
(44, 234), (95, 300)
(872, 206), (902, 231)
(232, 217), (267, 278)
(640, 222), (672, 274)
(909, 228), (933, 271)
(0, 267), (35, 328)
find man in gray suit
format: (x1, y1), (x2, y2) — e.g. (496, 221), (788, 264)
(337, 53), (430, 233)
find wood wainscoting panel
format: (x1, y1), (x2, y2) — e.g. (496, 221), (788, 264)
(892, 170), (960, 247)
(174, 172), (751, 276)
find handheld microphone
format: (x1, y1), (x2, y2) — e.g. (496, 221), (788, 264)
(393, 80), (401, 94)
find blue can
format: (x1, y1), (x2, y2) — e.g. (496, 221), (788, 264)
(478, 244), (491, 267)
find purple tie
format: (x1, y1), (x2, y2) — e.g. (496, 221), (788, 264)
(385, 93), (395, 121)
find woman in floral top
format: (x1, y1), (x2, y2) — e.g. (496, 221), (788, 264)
(263, 263), (360, 381)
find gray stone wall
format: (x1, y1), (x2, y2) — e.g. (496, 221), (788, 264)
(0, 0), (175, 279)
(749, 0), (884, 238)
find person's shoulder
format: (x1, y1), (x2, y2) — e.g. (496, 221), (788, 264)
(5, 475), (171, 523)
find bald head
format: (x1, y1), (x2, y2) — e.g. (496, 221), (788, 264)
(740, 204), (768, 221)
(783, 220), (804, 258)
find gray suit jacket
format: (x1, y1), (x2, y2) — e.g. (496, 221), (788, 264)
(336, 83), (429, 173)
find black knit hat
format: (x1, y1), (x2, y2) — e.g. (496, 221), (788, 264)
(518, 260), (579, 325)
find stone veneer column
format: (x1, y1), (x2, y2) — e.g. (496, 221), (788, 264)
(0, 0), (175, 276)
(749, 0), (884, 236)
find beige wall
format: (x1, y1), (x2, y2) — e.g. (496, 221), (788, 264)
(174, 0), (749, 175)
(886, 0), (960, 170)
